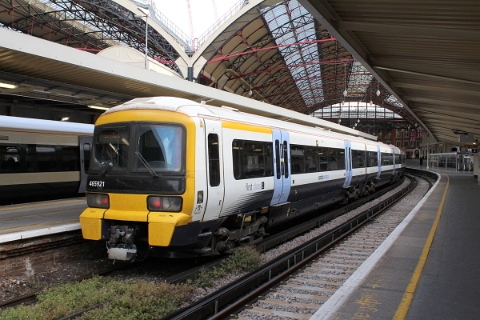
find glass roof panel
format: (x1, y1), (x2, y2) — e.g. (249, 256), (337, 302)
(312, 102), (403, 119)
(264, 0), (323, 107)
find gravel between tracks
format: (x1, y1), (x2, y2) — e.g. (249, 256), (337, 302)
(0, 177), (418, 305)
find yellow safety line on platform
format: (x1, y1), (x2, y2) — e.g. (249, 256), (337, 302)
(393, 174), (450, 319)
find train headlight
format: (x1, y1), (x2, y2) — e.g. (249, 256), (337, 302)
(147, 196), (182, 212)
(87, 193), (110, 208)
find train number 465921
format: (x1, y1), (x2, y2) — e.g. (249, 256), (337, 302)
(89, 180), (105, 188)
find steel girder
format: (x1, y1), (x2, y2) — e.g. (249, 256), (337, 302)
(0, 0), (181, 73)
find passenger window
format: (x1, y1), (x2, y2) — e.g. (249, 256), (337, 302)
(232, 140), (242, 179)
(243, 141), (265, 178)
(0, 146), (20, 173)
(318, 148), (329, 171)
(27, 145), (56, 172)
(368, 151), (378, 167)
(291, 145), (304, 174)
(264, 143), (273, 176)
(304, 147), (317, 172)
(61, 147), (80, 171)
(352, 150), (366, 169)
(208, 134), (220, 187)
(336, 149), (346, 170)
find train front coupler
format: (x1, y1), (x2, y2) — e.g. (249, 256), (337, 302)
(106, 225), (137, 262)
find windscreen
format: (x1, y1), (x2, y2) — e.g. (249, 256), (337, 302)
(90, 125), (130, 173)
(89, 123), (185, 175)
(134, 124), (184, 172)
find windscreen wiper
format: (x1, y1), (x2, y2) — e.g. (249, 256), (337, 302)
(135, 151), (159, 178)
(100, 143), (119, 177)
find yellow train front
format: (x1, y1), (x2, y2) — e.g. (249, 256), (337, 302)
(80, 97), (206, 260)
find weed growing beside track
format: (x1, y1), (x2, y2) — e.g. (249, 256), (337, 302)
(0, 247), (261, 320)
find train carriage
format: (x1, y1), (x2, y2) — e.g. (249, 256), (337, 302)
(79, 97), (404, 261)
(0, 115), (93, 204)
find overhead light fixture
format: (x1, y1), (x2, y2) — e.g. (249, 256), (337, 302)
(0, 80), (18, 89)
(376, 89), (380, 96)
(88, 105), (109, 111)
(61, 117), (70, 121)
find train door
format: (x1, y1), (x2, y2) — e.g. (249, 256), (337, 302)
(270, 130), (291, 205)
(78, 136), (92, 193)
(376, 146), (382, 179)
(343, 141), (352, 188)
(202, 119), (225, 220)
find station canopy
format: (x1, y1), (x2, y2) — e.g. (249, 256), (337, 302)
(0, 0), (440, 132)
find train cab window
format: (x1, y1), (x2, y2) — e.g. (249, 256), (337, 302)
(0, 146), (20, 173)
(135, 124), (184, 173)
(91, 125), (130, 173)
(26, 145), (56, 172)
(208, 134), (220, 187)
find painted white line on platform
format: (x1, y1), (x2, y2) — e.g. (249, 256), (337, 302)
(0, 223), (81, 244)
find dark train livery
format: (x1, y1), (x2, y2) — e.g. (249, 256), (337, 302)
(79, 97), (404, 261)
(0, 116), (93, 204)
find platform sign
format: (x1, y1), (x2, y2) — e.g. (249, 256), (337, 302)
(463, 144), (478, 153)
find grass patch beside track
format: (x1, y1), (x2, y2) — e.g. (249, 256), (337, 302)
(0, 247), (261, 320)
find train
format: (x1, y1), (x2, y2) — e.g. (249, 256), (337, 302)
(79, 97), (405, 261)
(0, 115), (93, 205)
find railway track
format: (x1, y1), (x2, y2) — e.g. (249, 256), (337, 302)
(1, 170), (432, 319)
(164, 171), (432, 320)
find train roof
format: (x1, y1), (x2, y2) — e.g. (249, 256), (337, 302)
(104, 97), (398, 150)
(106, 97), (379, 141)
(0, 115), (93, 135)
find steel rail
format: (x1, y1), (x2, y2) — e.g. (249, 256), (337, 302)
(163, 172), (429, 320)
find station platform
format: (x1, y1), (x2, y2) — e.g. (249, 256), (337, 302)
(311, 163), (480, 319)
(0, 198), (85, 244)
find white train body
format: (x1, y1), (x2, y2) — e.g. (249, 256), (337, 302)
(0, 115), (93, 204)
(79, 97), (404, 260)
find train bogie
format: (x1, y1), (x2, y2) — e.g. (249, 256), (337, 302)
(79, 97), (405, 261)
